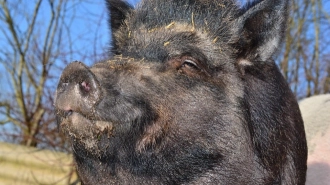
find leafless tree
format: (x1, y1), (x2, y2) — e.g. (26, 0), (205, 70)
(279, 0), (330, 99)
(0, 0), (109, 149)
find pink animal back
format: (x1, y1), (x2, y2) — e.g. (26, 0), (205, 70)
(300, 94), (330, 185)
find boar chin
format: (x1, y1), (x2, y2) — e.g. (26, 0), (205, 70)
(60, 113), (114, 156)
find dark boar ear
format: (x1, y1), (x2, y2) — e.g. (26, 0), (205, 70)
(233, 0), (288, 64)
(105, 0), (133, 54)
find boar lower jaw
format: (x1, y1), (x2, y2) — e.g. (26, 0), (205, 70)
(60, 112), (114, 155)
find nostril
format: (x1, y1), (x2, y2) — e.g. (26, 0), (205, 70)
(80, 81), (91, 93)
(58, 82), (69, 93)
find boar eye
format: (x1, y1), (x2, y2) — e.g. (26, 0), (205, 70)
(167, 56), (203, 74)
(182, 59), (199, 69)
(181, 58), (201, 72)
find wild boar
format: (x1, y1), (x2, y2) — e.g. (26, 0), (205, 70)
(54, 0), (308, 184)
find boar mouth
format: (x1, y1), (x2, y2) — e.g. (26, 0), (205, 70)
(58, 111), (114, 143)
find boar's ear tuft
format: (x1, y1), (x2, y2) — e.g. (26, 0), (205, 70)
(105, 0), (133, 54)
(233, 0), (288, 64)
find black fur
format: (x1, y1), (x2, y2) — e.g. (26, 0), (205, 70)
(106, 0), (132, 54)
(54, 0), (307, 184)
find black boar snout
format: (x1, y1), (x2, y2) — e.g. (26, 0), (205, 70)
(54, 61), (102, 119)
